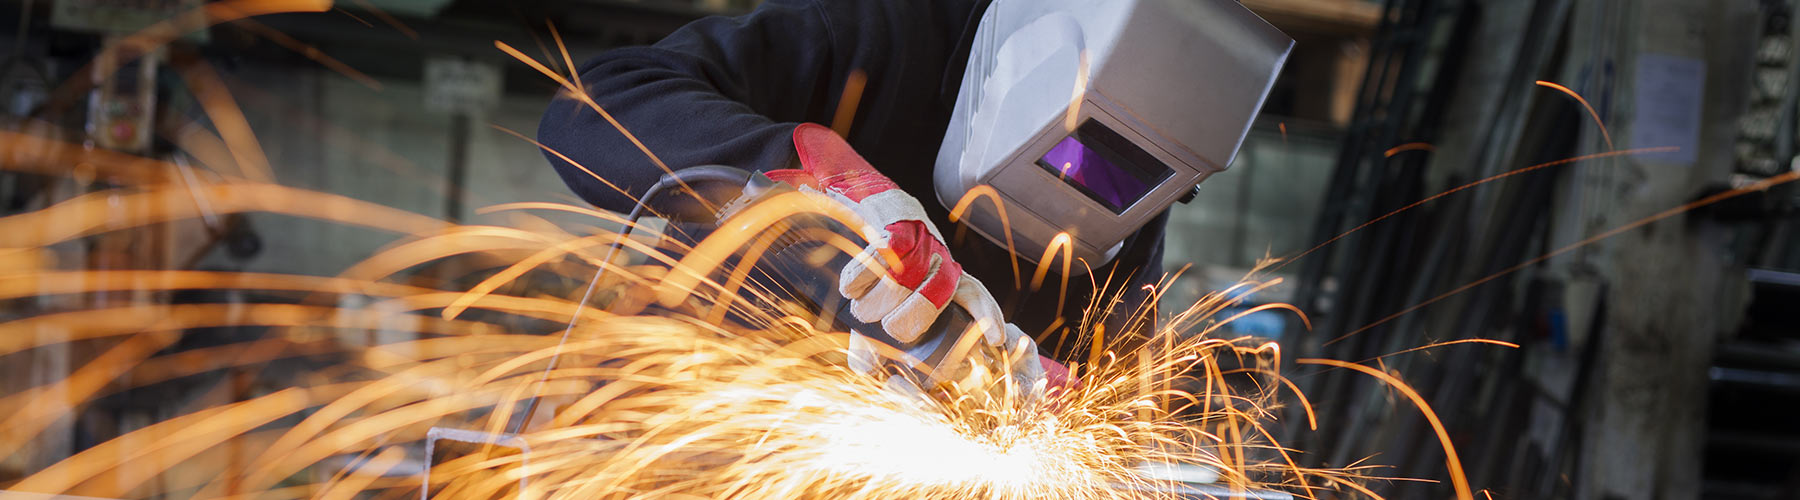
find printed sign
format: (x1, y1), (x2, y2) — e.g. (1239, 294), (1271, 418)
(424, 58), (503, 116)
(1630, 53), (1705, 165)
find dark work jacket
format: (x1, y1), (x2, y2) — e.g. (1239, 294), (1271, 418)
(536, 0), (1166, 360)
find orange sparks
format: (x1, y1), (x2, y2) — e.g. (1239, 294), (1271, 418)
(548, 21), (584, 99)
(1065, 50), (1091, 133)
(172, 60), (277, 182)
(494, 40), (699, 211)
(350, 0), (420, 40)
(1299, 358), (1473, 500)
(831, 70), (869, 138)
(229, 17), (383, 90)
(946, 185), (1023, 289)
(1278, 147), (1678, 271)
(0, 8), (1473, 497)
(1535, 80), (1614, 150)
(1327, 169), (1800, 345)
(334, 7), (374, 27)
(655, 190), (866, 308)
(1383, 142), (1435, 157)
(1030, 232), (1074, 319)
(1349, 338), (1521, 365)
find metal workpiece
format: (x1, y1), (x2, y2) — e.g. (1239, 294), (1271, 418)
(422, 428), (535, 498)
(1148, 483), (1295, 500)
(420, 428), (1294, 500)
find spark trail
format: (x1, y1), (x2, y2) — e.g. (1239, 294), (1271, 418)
(0, 150), (1362, 498)
(0, 7), (1506, 499)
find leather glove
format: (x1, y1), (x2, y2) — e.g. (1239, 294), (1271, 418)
(768, 123), (1051, 395)
(770, 123), (969, 342)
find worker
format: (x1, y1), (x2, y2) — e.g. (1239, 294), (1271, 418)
(537, 0), (1287, 393)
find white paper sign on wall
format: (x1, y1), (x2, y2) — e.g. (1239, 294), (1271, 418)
(424, 58), (503, 116)
(1630, 53), (1705, 165)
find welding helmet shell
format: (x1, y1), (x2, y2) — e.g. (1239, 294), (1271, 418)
(933, 0), (1291, 274)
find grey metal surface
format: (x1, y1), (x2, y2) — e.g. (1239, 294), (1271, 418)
(1111, 482), (1295, 500)
(421, 428), (532, 499)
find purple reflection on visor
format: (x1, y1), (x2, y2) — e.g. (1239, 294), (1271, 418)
(1040, 136), (1152, 210)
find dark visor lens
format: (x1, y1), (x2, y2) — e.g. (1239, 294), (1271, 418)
(1036, 121), (1171, 213)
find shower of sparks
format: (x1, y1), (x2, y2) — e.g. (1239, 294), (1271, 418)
(0, 134), (1379, 498)
(1274, 146), (1679, 271)
(0, 7), (1538, 500)
(1325, 167), (1800, 344)
(0, 136), (1399, 496)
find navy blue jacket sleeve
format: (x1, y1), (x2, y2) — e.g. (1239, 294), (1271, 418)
(536, 0), (839, 212)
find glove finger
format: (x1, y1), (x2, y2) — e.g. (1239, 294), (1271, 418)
(849, 275), (910, 326)
(914, 254), (960, 311)
(1004, 325), (1047, 395)
(839, 245), (887, 300)
(951, 275), (1008, 346)
(846, 331), (880, 375)
(882, 290), (949, 344)
(879, 253), (953, 343)
(1038, 355), (1074, 397)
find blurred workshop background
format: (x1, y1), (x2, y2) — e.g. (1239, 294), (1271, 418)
(3, 0), (1799, 498)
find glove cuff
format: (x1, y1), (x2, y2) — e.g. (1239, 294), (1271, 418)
(792, 123), (899, 202)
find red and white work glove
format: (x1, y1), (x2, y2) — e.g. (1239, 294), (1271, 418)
(768, 124), (1057, 396)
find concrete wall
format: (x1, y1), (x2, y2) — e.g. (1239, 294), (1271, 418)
(1559, 0), (1760, 498)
